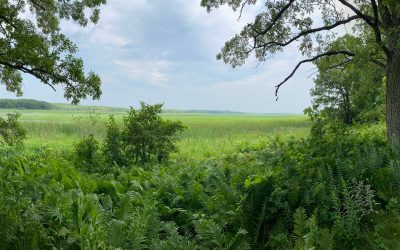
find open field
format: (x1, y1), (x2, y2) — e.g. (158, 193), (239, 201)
(0, 109), (310, 159)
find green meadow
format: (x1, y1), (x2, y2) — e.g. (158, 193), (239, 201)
(0, 108), (310, 159)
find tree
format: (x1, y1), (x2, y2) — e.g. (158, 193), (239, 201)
(105, 102), (185, 165)
(0, 0), (106, 104)
(306, 35), (385, 125)
(201, 0), (400, 144)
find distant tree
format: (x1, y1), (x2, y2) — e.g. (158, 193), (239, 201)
(306, 35), (385, 125)
(0, 0), (106, 104)
(0, 99), (53, 110)
(201, 0), (400, 144)
(0, 113), (26, 146)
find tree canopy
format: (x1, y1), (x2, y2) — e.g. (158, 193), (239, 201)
(0, 0), (106, 104)
(202, 0), (400, 143)
(306, 35), (385, 125)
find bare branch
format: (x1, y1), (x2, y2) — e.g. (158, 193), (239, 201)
(275, 50), (356, 99)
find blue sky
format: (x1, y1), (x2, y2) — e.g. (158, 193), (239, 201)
(4, 0), (316, 113)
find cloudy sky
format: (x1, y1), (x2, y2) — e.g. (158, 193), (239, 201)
(4, 0), (318, 113)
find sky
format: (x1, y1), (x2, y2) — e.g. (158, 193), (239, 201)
(3, 0), (319, 113)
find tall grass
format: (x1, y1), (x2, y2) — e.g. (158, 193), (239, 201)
(0, 109), (310, 158)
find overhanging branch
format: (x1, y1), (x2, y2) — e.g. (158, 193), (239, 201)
(0, 61), (57, 92)
(275, 50), (356, 99)
(337, 0), (376, 27)
(255, 0), (296, 38)
(250, 15), (360, 54)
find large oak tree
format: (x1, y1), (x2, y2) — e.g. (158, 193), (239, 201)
(0, 0), (106, 104)
(201, 0), (400, 144)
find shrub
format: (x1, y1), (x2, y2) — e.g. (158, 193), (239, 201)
(0, 112), (26, 146)
(103, 115), (125, 166)
(104, 102), (185, 165)
(74, 134), (101, 171)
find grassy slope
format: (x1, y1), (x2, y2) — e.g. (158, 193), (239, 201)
(0, 108), (310, 159)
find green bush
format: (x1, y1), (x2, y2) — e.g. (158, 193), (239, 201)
(104, 102), (185, 165)
(74, 134), (101, 171)
(0, 112), (26, 146)
(102, 115), (125, 166)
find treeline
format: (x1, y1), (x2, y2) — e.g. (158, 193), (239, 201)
(0, 99), (53, 110)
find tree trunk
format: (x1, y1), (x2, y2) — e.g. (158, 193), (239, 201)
(386, 48), (400, 145)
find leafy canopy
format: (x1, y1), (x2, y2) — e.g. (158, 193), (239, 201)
(0, 0), (106, 104)
(306, 35), (385, 124)
(201, 0), (397, 95)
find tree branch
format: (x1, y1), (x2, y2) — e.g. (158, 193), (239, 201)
(250, 15), (360, 54)
(0, 61), (57, 91)
(275, 50), (356, 99)
(255, 0), (296, 38)
(371, 0), (390, 56)
(337, 0), (376, 27)
(237, 0), (251, 21)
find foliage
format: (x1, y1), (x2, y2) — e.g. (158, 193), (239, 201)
(201, 0), (400, 143)
(107, 102), (186, 164)
(305, 35), (385, 125)
(73, 134), (101, 171)
(0, 0), (105, 104)
(0, 99), (53, 110)
(102, 115), (125, 166)
(11, 109), (309, 159)
(0, 112), (26, 146)
(0, 120), (399, 249)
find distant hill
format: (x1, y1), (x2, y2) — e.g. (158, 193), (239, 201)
(0, 99), (53, 110)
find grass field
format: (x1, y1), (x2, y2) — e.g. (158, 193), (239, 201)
(0, 108), (310, 159)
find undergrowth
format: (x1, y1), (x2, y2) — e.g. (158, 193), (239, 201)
(0, 123), (399, 249)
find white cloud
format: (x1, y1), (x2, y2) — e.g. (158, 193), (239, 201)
(61, 1), (133, 47)
(179, 1), (263, 54)
(113, 59), (172, 86)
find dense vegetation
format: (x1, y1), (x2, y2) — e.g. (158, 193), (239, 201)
(0, 99), (53, 110)
(0, 120), (399, 249)
(0, 103), (397, 249)
(1, 1), (399, 249)
(75, 103), (185, 169)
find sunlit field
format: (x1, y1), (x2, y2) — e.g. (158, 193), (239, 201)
(0, 109), (310, 159)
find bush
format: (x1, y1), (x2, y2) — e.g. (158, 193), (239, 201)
(103, 115), (125, 166)
(0, 112), (26, 146)
(104, 102), (185, 165)
(74, 134), (101, 171)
